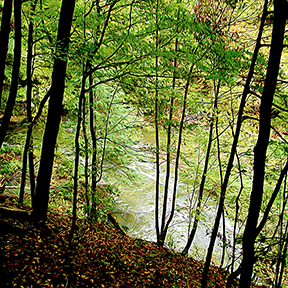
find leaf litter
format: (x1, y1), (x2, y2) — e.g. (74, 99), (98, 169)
(0, 197), (267, 287)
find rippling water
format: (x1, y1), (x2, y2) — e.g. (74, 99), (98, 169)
(111, 156), (239, 266)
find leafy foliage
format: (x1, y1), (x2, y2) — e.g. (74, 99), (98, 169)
(0, 0), (288, 286)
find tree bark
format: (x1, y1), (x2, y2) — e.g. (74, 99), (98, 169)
(160, 64), (194, 245)
(183, 80), (220, 255)
(69, 71), (86, 243)
(31, 0), (76, 223)
(82, 1), (90, 217)
(0, 0), (13, 108)
(0, 0), (21, 149)
(161, 36), (177, 245)
(239, 1), (287, 287)
(201, 1), (269, 287)
(89, 71), (98, 215)
(155, 0), (160, 244)
(19, 0), (38, 205)
(82, 87), (90, 217)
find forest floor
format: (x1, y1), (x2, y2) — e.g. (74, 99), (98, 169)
(0, 197), (267, 288)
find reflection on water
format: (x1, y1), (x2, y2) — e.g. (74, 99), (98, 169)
(112, 157), (238, 265)
(108, 123), (240, 266)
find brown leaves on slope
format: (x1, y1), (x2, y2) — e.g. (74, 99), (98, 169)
(0, 198), (266, 287)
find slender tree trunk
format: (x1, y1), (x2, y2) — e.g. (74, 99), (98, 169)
(0, 0), (21, 149)
(89, 71), (98, 216)
(97, 87), (116, 184)
(155, 0), (160, 244)
(27, 0), (37, 206)
(19, 89), (52, 201)
(274, 174), (288, 288)
(256, 158), (288, 235)
(275, 217), (288, 288)
(31, 0), (76, 223)
(226, 158), (288, 288)
(182, 100), (214, 254)
(82, 0), (90, 218)
(161, 64), (194, 244)
(0, 0), (13, 108)
(82, 92), (90, 217)
(161, 36), (178, 245)
(215, 80), (225, 268)
(183, 80), (220, 255)
(231, 151), (243, 273)
(19, 0), (38, 205)
(159, 6), (180, 245)
(69, 73), (86, 243)
(239, 1), (287, 286)
(86, 2), (116, 217)
(89, 73), (117, 217)
(221, 210), (226, 267)
(201, 1), (269, 287)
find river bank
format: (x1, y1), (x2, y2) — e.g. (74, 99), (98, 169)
(0, 196), (267, 288)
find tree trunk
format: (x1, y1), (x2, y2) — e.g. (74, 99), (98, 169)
(274, 174), (288, 287)
(0, 0), (13, 108)
(183, 80), (219, 255)
(31, 0), (76, 223)
(0, 0), (21, 149)
(161, 36), (177, 246)
(69, 72), (86, 243)
(82, 89), (90, 217)
(201, 1), (269, 287)
(275, 216), (288, 288)
(239, 1), (287, 287)
(154, 0), (160, 244)
(82, 1), (89, 216)
(230, 151), (244, 277)
(19, 0), (38, 205)
(89, 71), (98, 215)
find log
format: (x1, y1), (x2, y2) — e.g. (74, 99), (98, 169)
(0, 206), (30, 221)
(107, 213), (126, 236)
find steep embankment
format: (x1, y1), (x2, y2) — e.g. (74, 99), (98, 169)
(0, 197), (266, 287)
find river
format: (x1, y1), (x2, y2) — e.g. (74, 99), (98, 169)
(109, 127), (239, 267)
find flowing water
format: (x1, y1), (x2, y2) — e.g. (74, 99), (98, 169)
(110, 129), (239, 266)
(111, 159), (237, 265)
(3, 119), (239, 266)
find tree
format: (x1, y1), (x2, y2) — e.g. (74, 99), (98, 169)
(239, 0), (288, 286)
(197, 0), (270, 286)
(31, 0), (76, 223)
(1, 1), (288, 285)
(0, 0), (22, 149)
(19, 0), (38, 205)
(182, 80), (219, 255)
(0, 0), (13, 108)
